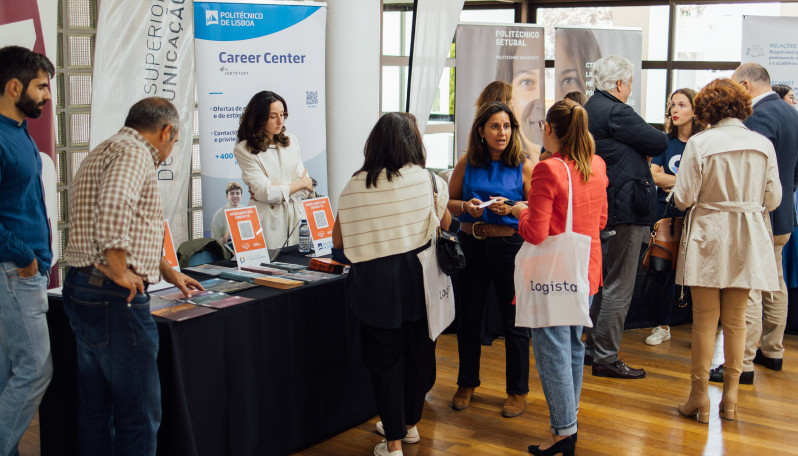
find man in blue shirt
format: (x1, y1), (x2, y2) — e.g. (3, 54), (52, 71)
(0, 45), (55, 456)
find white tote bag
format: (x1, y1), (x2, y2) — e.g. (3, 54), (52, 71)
(514, 158), (592, 329)
(418, 175), (456, 341)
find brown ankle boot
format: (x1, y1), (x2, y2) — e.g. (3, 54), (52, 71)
(451, 386), (475, 410)
(501, 393), (527, 418)
(678, 379), (710, 423)
(720, 375), (739, 420)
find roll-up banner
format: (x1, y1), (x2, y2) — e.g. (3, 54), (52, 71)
(90, 0), (196, 245)
(194, 0), (327, 238)
(554, 26), (642, 113)
(742, 15), (798, 97)
(455, 23), (545, 158)
(0, 0), (59, 268)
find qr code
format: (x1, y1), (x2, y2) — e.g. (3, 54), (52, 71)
(313, 210), (329, 229)
(306, 90), (318, 105)
(237, 220), (255, 240)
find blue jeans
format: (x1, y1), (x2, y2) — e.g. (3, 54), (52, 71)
(530, 296), (594, 436)
(62, 268), (161, 456)
(0, 262), (52, 456)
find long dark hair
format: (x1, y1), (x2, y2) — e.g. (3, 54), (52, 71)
(465, 102), (524, 168)
(546, 99), (595, 183)
(664, 88), (704, 139)
(358, 112), (426, 188)
(237, 91), (290, 153)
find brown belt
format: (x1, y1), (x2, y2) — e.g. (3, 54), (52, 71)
(460, 222), (516, 240)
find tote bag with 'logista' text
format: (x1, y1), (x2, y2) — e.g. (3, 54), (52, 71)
(514, 158), (592, 328)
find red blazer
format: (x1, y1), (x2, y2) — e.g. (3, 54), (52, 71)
(518, 153), (608, 295)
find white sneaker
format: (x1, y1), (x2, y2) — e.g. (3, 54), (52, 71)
(374, 441), (403, 456)
(375, 421), (420, 443)
(645, 326), (671, 345)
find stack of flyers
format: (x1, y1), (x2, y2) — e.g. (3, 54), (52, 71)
(241, 265), (286, 275)
(198, 278), (258, 293)
(183, 264), (236, 277)
(280, 271), (338, 283)
(266, 261), (306, 273)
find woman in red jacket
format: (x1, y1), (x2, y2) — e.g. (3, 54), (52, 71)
(511, 99), (608, 456)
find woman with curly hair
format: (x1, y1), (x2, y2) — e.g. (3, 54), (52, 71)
(233, 91), (314, 249)
(672, 78), (781, 423)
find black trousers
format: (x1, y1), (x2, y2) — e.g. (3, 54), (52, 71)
(455, 232), (530, 394)
(360, 318), (436, 442)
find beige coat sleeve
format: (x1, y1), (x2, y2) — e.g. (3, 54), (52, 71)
(672, 138), (701, 212)
(764, 142), (783, 212)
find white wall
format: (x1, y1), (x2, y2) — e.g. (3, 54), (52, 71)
(326, 0), (381, 211)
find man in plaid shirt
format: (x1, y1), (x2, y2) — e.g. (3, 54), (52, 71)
(62, 97), (202, 456)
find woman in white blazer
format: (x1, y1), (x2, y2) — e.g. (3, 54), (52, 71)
(673, 78), (781, 423)
(233, 91), (313, 249)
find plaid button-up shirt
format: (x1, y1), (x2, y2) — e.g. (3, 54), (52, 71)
(64, 127), (165, 283)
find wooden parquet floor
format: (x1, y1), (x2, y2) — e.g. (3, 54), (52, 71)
(20, 325), (798, 455)
(295, 325), (798, 456)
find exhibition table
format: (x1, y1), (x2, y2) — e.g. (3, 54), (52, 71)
(39, 249), (376, 456)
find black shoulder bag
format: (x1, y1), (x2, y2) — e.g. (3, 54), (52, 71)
(428, 171), (466, 276)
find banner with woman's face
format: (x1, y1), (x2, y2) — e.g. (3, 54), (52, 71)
(555, 26), (643, 113)
(455, 23), (545, 158)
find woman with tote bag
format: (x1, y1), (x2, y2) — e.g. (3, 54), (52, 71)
(510, 99), (608, 456)
(333, 112), (451, 456)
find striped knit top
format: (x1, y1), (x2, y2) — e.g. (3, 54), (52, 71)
(338, 164), (448, 263)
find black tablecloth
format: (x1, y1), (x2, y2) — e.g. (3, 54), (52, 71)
(39, 248), (376, 456)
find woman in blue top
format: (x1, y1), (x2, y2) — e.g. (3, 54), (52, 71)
(646, 88), (704, 347)
(650, 89), (703, 219)
(447, 102), (534, 418)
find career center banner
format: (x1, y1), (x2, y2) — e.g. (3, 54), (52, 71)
(455, 23), (545, 158)
(194, 1), (327, 238)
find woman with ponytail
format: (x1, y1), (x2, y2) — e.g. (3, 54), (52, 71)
(510, 99), (608, 456)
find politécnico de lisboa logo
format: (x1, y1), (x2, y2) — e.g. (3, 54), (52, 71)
(206, 10), (219, 26)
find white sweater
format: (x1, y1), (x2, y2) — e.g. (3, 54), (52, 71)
(338, 164), (448, 263)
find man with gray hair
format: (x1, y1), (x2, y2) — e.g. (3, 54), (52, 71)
(708, 63), (798, 385)
(62, 97), (202, 455)
(583, 55), (668, 379)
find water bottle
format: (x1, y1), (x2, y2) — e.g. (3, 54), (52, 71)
(298, 219), (311, 253)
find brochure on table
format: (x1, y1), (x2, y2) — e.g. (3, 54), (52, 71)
(150, 220), (182, 292)
(225, 206), (271, 268)
(301, 196), (335, 256)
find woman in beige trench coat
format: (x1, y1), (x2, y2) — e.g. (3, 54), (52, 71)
(672, 78), (781, 423)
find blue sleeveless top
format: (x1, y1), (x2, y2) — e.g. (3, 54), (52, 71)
(460, 160), (524, 229)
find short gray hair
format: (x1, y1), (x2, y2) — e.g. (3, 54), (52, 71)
(593, 55), (634, 92)
(124, 97), (179, 134)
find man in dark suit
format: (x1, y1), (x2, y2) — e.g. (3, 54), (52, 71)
(710, 63), (798, 384)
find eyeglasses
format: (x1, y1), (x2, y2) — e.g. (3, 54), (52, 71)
(268, 112), (289, 121)
(537, 120), (546, 132)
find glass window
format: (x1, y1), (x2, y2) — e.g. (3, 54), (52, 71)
(382, 10), (413, 57)
(381, 66), (406, 113)
(424, 131), (454, 169)
(642, 69), (668, 123)
(674, 3), (781, 61)
(672, 69), (735, 94)
(192, 211), (204, 239)
(535, 6), (669, 61)
(459, 9), (515, 24)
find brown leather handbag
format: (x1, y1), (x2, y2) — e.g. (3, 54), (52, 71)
(642, 200), (684, 272)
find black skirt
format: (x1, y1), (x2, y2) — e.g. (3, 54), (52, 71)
(346, 241), (430, 329)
